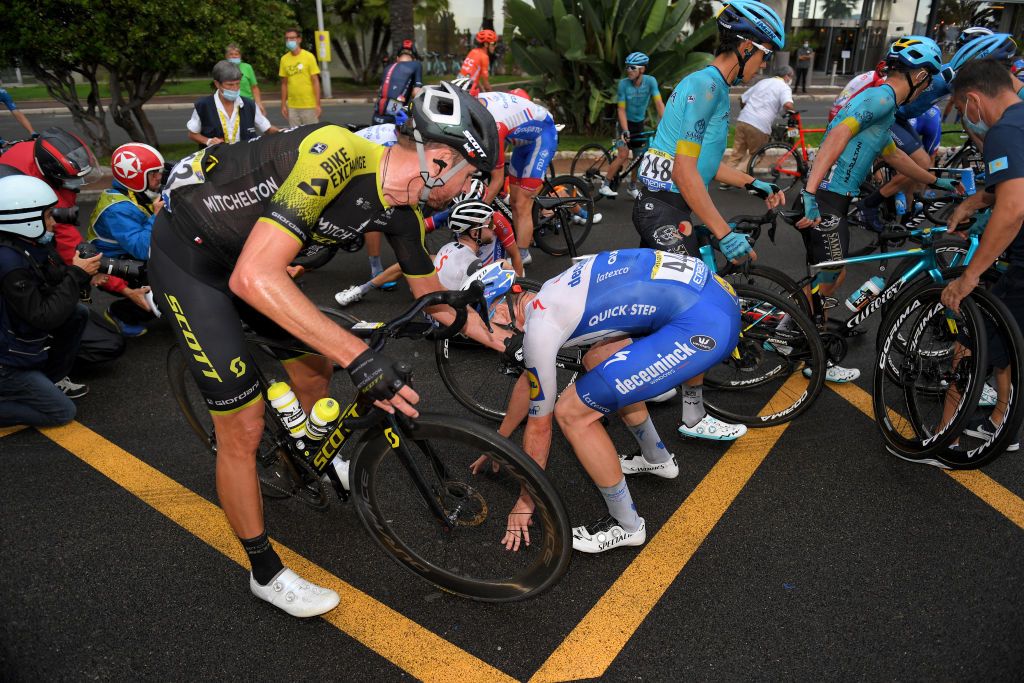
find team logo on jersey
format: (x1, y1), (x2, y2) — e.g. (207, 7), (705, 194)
(526, 367), (544, 400)
(309, 142), (328, 155)
(298, 178), (329, 197)
(690, 335), (716, 351)
(604, 350), (631, 366)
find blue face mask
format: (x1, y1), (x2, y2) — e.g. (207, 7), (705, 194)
(963, 96), (989, 137)
(37, 231), (54, 245)
(227, 57), (241, 65)
(286, 40), (298, 51)
(221, 88), (240, 102)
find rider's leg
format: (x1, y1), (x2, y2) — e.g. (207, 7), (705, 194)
(602, 143), (629, 193)
(282, 354), (332, 414)
(510, 182), (540, 251)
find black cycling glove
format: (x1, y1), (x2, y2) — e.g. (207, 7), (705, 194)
(502, 332), (525, 369)
(347, 349), (406, 402)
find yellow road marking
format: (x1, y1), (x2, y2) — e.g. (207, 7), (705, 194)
(39, 421), (515, 683)
(531, 376), (803, 682)
(0, 425), (27, 438)
(828, 382), (1024, 532)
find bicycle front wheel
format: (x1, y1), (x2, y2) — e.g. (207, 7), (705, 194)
(704, 284), (826, 427)
(873, 281), (987, 463)
(351, 413), (572, 601)
(747, 142), (806, 193)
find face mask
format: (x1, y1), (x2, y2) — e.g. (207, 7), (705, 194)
(963, 96), (989, 137)
(37, 231), (54, 245)
(144, 189), (160, 201)
(227, 57), (241, 65)
(286, 40), (298, 51)
(221, 88), (240, 102)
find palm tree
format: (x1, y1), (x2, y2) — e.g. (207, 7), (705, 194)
(391, 0), (414, 54)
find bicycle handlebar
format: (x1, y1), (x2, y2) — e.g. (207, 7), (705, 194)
(367, 281), (489, 350)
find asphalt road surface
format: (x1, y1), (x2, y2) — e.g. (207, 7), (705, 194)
(2, 183), (1023, 681)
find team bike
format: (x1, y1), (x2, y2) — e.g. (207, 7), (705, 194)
(746, 110), (826, 193)
(167, 284), (572, 601)
(569, 130), (656, 200)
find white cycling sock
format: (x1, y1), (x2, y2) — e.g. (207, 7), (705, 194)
(682, 385), (706, 428)
(627, 416), (671, 464)
(598, 478), (641, 532)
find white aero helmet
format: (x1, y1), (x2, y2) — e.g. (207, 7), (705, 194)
(449, 199), (494, 233)
(0, 174), (59, 240)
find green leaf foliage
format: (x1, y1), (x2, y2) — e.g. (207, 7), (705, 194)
(508, 0), (713, 133)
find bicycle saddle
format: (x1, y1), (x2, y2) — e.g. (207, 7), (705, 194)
(534, 195), (589, 209)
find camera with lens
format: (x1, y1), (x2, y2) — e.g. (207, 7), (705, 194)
(51, 205), (79, 226)
(76, 242), (147, 285)
(159, 160), (175, 189)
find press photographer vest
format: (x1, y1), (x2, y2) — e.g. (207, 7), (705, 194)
(193, 95), (259, 143)
(87, 187), (152, 245)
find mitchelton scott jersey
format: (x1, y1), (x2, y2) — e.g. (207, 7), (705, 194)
(161, 123), (433, 276)
(523, 249), (712, 415)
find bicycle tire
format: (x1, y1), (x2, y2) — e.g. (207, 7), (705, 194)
(872, 280), (987, 462)
(747, 142), (806, 193)
(717, 262), (813, 318)
(938, 284), (1024, 468)
(166, 345), (329, 507)
(878, 238), (970, 322)
(570, 143), (613, 197)
(532, 175), (593, 256)
(703, 283), (826, 427)
(435, 278), (556, 421)
(350, 413), (572, 601)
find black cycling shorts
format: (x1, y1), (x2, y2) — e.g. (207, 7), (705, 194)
(632, 187), (699, 256)
(986, 266), (1024, 369)
(800, 189), (851, 268)
(625, 120), (647, 150)
(149, 216), (304, 414)
(890, 116), (923, 156)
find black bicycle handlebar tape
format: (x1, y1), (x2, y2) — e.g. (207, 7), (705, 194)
(346, 349), (407, 403)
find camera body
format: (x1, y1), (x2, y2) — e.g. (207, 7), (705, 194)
(76, 242), (147, 286)
(52, 205), (79, 226)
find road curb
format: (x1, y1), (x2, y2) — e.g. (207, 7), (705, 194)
(18, 97), (375, 115)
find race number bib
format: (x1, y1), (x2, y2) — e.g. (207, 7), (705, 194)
(638, 148), (678, 193)
(650, 250), (707, 288)
(161, 150), (209, 211)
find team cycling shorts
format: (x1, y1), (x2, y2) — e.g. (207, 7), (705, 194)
(573, 278), (739, 415)
(149, 217), (306, 414)
(632, 187), (699, 256)
(799, 189), (850, 268)
(890, 116), (924, 156)
(913, 107), (942, 156)
(615, 120), (650, 152)
(508, 123), (558, 191)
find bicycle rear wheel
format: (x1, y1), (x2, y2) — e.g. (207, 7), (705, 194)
(703, 284), (826, 427)
(717, 263), (812, 318)
(351, 413), (572, 601)
(747, 142), (806, 193)
(532, 175), (593, 256)
(873, 281), (987, 463)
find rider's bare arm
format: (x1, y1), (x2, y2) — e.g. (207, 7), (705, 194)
(880, 145), (940, 185)
(406, 272), (509, 351)
(673, 153), (730, 239)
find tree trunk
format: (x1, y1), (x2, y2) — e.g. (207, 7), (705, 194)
(27, 60), (113, 156)
(391, 0), (414, 55)
(108, 70), (146, 143)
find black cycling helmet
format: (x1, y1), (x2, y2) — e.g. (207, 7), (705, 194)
(405, 82), (498, 173)
(33, 127), (96, 183)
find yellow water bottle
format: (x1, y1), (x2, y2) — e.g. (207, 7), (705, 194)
(266, 381), (307, 439)
(306, 398), (340, 442)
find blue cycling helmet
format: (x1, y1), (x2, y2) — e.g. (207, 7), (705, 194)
(956, 26), (993, 51)
(716, 0), (785, 50)
(461, 261), (516, 317)
(950, 33), (1018, 72)
(886, 36), (943, 74)
(625, 52), (649, 66)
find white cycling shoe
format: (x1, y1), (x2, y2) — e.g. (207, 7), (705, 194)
(803, 362), (860, 383)
(334, 286), (363, 307)
(619, 452), (679, 479)
(572, 213), (603, 225)
(678, 414), (747, 441)
(250, 568), (339, 618)
(598, 183), (618, 198)
(519, 249), (533, 265)
(979, 383), (997, 407)
(572, 515), (646, 553)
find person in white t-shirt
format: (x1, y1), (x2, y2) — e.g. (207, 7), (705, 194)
(724, 66), (795, 177)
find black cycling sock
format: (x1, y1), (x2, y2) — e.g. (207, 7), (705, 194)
(241, 531), (284, 585)
(862, 190), (885, 209)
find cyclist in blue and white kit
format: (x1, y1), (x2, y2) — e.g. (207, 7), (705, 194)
(598, 52), (665, 200)
(632, 0), (786, 441)
(492, 249), (740, 553)
(798, 36), (954, 382)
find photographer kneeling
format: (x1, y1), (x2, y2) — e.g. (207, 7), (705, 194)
(0, 175), (101, 427)
(87, 142), (163, 336)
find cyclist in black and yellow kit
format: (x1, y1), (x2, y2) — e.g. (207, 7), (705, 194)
(148, 83), (502, 617)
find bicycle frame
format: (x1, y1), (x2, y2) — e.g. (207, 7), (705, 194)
(765, 112), (826, 179)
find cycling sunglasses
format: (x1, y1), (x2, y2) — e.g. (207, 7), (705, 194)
(625, 65), (641, 72)
(750, 42), (774, 60)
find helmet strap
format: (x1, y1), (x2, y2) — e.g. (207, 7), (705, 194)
(730, 44), (756, 86)
(413, 130), (469, 207)
(902, 70), (926, 105)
